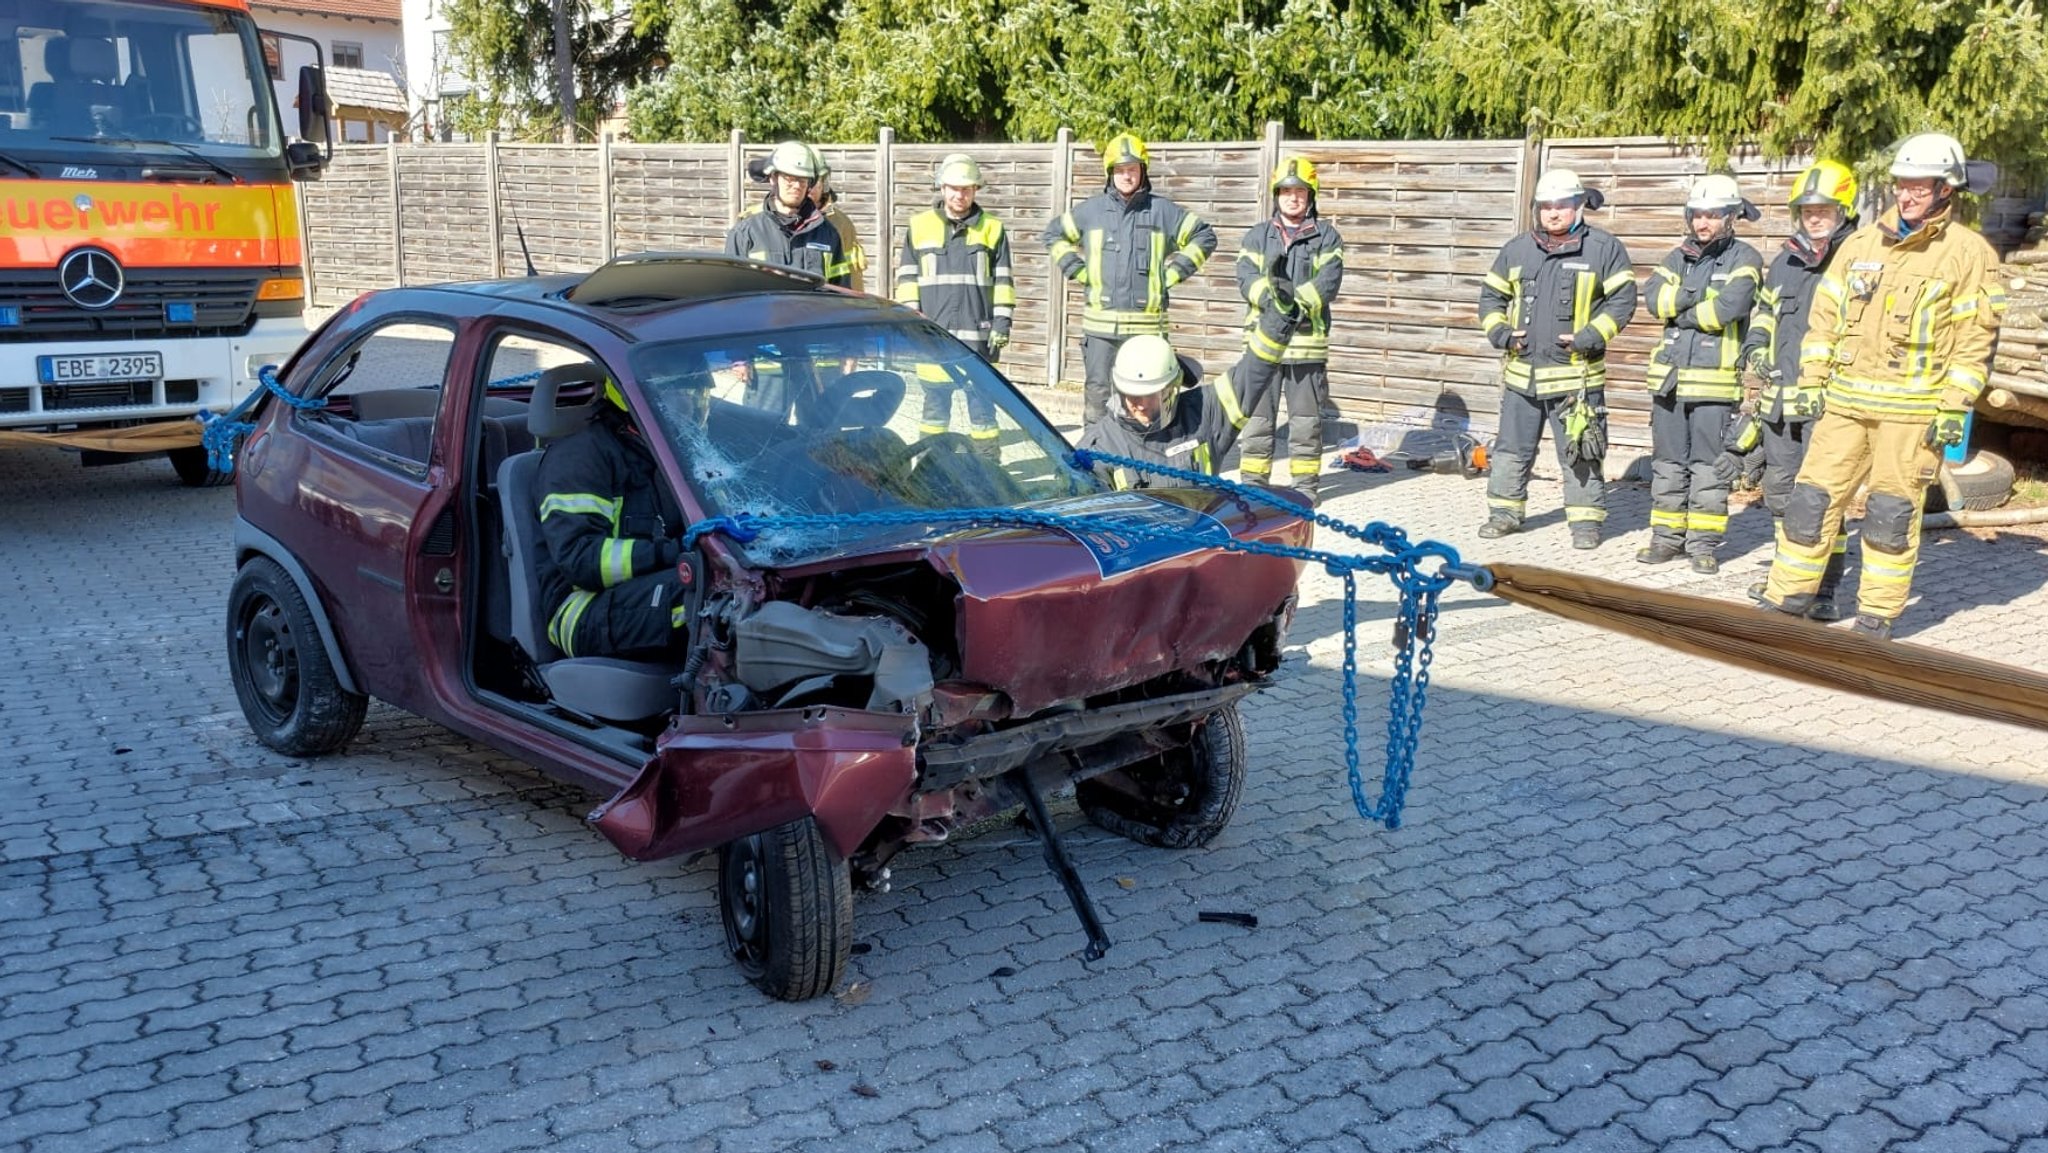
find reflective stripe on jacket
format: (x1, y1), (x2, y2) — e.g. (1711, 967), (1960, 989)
(724, 194), (853, 286)
(893, 204), (1016, 351)
(1740, 224), (1852, 423)
(1043, 185), (1218, 337)
(1235, 214), (1345, 364)
(1478, 226), (1637, 397)
(1644, 237), (1764, 402)
(1802, 205), (2006, 420)
(534, 413), (669, 655)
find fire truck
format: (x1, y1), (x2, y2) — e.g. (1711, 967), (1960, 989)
(0, 0), (328, 484)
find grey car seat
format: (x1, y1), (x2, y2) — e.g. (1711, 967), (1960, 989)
(497, 364), (680, 722)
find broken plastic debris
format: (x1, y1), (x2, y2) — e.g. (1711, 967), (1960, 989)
(1197, 911), (1259, 928)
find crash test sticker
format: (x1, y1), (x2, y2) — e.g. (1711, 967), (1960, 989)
(1027, 491), (1232, 577)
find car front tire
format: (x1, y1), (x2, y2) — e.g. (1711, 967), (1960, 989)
(1077, 703), (1247, 850)
(719, 816), (852, 1001)
(226, 557), (367, 756)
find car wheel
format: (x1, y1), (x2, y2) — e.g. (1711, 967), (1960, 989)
(718, 816), (852, 1001)
(226, 557), (367, 756)
(1933, 449), (2015, 513)
(1077, 702), (1246, 849)
(167, 445), (233, 488)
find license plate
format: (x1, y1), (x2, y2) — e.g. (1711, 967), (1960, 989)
(37, 352), (164, 385)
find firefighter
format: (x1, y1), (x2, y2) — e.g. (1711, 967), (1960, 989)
(726, 140), (853, 287)
(814, 166), (870, 294)
(1728, 159), (1862, 617)
(535, 381), (688, 661)
(1638, 173), (1764, 574)
(895, 153), (1016, 451)
(1761, 133), (2006, 639)
(1476, 169), (1637, 548)
(1231, 156), (1345, 503)
(1074, 334), (1230, 489)
(1044, 133), (1219, 426)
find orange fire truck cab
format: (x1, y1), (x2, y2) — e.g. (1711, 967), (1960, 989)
(0, 0), (329, 484)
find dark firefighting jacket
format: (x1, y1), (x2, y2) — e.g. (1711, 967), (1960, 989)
(1234, 212), (1345, 364)
(1479, 225), (1637, 397)
(535, 410), (674, 649)
(1644, 234), (1764, 402)
(1740, 220), (1854, 423)
(1044, 182), (1217, 337)
(893, 203), (1016, 352)
(725, 194), (852, 286)
(1074, 376), (1230, 489)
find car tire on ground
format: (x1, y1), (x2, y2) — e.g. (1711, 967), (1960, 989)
(719, 816), (852, 1001)
(1077, 702), (1246, 850)
(1930, 449), (2015, 513)
(167, 445), (233, 488)
(226, 557), (368, 756)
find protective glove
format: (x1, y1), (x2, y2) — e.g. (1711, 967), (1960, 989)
(1926, 408), (1969, 449)
(1744, 347), (1775, 381)
(654, 538), (684, 570)
(1487, 326), (1514, 351)
(1568, 328), (1606, 356)
(1268, 274), (1298, 317)
(987, 330), (1009, 363)
(1711, 451), (1744, 486)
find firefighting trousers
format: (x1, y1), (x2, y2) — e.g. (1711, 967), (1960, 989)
(1485, 387), (1606, 526)
(919, 343), (999, 442)
(1238, 362), (1326, 499)
(1082, 334), (1131, 427)
(1764, 411), (1937, 622)
(552, 571), (687, 661)
(1760, 417), (1815, 518)
(1648, 393), (1733, 554)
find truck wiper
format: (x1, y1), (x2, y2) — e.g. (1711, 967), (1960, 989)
(0, 149), (36, 178)
(47, 135), (238, 183)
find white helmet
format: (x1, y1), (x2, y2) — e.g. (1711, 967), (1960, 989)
(1890, 133), (1968, 187)
(1111, 335), (1187, 433)
(765, 140), (825, 181)
(1685, 174), (1744, 212)
(1533, 168), (1588, 204)
(935, 153), (982, 189)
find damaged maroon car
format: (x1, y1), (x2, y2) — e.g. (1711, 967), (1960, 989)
(225, 255), (1308, 999)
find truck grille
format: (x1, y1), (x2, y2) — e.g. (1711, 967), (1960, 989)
(0, 267), (263, 343)
(0, 380), (202, 415)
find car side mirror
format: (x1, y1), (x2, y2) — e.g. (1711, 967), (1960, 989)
(286, 140), (323, 180)
(296, 65), (331, 148)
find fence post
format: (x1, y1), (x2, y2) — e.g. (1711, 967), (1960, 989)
(875, 126), (894, 288)
(1259, 120), (1283, 220)
(1046, 127), (1072, 391)
(728, 128), (746, 223)
(484, 130), (503, 278)
(1516, 133), (1541, 235)
(599, 132), (616, 261)
(387, 138), (405, 286)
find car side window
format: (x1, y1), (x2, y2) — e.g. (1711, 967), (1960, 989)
(297, 319), (457, 476)
(482, 331), (606, 466)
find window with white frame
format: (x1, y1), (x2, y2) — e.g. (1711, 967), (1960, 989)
(331, 41), (362, 69)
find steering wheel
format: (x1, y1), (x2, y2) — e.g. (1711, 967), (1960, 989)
(813, 370), (906, 431)
(132, 113), (206, 141)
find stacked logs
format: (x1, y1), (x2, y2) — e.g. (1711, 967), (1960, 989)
(1986, 210), (2048, 429)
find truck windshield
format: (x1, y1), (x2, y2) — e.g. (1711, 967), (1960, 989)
(0, 0), (282, 167)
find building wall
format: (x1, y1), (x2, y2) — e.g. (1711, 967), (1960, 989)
(248, 9), (404, 139)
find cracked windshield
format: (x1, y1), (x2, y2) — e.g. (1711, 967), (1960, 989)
(631, 321), (1097, 564)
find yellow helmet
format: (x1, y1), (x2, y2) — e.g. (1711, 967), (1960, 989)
(1101, 132), (1150, 172)
(1271, 156), (1319, 196)
(1788, 159), (1857, 214)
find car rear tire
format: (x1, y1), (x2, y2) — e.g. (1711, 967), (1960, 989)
(1077, 703), (1246, 849)
(1931, 449), (2015, 513)
(168, 445), (233, 488)
(227, 557), (367, 756)
(719, 816), (851, 1001)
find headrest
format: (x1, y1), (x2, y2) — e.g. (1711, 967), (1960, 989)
(67, 39), (119, 84)
(529, 363), (604, 440)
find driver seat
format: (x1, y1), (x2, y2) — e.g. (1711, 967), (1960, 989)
(497, 364), (681, 722)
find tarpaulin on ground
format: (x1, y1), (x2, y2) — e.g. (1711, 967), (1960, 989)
(0, 421), (202, 454)
(1486, 563), (2048, 733)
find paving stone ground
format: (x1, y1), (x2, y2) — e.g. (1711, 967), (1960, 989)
(4, 413), (2048, 1153)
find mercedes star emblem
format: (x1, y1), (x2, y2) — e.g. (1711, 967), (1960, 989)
(59, 248), (124, 311)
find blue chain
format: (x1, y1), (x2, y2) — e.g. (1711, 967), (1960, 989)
(194, 366), (547, 478)
(690, 449), (1494, 829)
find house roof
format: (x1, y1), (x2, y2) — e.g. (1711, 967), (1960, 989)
(250, 0), (401, 21)
(324, 65), (408, 115)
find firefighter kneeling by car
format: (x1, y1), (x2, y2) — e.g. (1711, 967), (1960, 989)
(1075, 335), (1231, 490)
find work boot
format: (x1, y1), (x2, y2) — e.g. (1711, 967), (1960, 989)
(1689, 553), (1719, 575)
(1809, 554), (1847, 622)
(1852, 614), (1894, 641)
(1570, 523), (1601, 550)
(1478, 516), (1521, 539)
(1636, 540), (1685, 565)
(1747, 579), (1768, 604)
